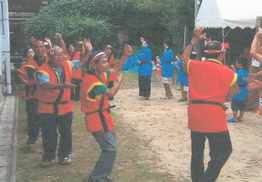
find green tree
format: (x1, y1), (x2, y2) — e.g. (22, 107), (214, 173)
(23, 0), (195, 56)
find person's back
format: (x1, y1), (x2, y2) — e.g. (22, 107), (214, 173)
(187, 59), (236, 132)
(234, 68), (249, 101)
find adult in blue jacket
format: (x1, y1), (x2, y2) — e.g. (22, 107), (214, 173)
(136, 38), (153, 100)
(160, 39), (174, 99)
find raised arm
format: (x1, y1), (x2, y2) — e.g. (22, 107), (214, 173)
(55, 33), (67, 54)
(181, 27), (206, 60)
(80, 39), (93, 66)
(250, 28), (262, 63)
(103, 74), (124, 97)
(110, 45), (133, 75)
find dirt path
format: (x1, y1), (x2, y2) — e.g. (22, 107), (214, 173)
(111, 87), (262, 182)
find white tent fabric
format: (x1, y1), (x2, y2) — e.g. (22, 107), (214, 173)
(195, 0), (262, 28)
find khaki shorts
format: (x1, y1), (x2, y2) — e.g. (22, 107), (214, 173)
(161, 77), (173, 84)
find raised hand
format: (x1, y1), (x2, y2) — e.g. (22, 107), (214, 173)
(83, 39), (93, 54)
(55, 33), (62, 41)
(123, 45), (133, 56)
(192, 27), (206, 44)
(116, 73), (124, 84)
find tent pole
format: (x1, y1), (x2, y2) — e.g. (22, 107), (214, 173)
(222, 28), (226, 65)
(183, 25), (187, 49)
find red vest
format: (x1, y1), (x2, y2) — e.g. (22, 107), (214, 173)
(187, 59), (237, 132)
(18, 62), (36, 100)
(107, 53), (118, 82)
(35, 61), (72, 115)
(65, 52), (82, 79)
(21, 56), (49, 99)
(80, 73), (114, 132)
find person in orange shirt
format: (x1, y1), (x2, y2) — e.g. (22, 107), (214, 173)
(105, 45), (118, 100)
(35, 39), (92, 167)
(81, 45), (133, 182)
(181, 27), (240, 182)
(64, 42), (85, 100)
(17, 47), (39, 147)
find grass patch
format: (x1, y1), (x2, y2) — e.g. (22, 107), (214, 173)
(16, 72), (171, 182)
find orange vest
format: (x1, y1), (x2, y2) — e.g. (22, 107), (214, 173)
(35, 61), (73, 115)
(187, 59), (237, 132)
(65, 52), (82, 79)
(81, 73), (114, 132)
(21, 56), (49, 99)
(18, 62), (34, 100)
(107, 53), (118, 82)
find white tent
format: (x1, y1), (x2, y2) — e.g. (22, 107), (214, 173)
(195, 0), (262, 29)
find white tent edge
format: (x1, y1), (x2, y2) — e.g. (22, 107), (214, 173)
(195, 0), (262, 29)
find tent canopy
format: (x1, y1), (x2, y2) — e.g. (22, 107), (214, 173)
(195, 0), (262, 29)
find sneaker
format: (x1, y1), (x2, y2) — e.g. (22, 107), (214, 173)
(237, 117), (243, 122)
(177, 98), (186, 102)
(139, 96), (145, 100)
(105, 176), (114, 182)
(88, 176), (106, 182)
(227, 118), (238, 123)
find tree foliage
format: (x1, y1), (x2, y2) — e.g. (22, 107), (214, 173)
(23, 0), (195, 55)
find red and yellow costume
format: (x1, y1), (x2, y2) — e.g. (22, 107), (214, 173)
(81, 72), (114, 132)
(65, 52), (82, 79)
(187, 59), (237, 132)
(34, 61), (73, 115)
(154, 59), (162, 77)
(19, 56), (49, 99)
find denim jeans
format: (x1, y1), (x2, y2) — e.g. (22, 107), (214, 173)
(38, 112), (73, 161)
(25, 99), (39, 144)
(90, 129), (117, 181)
(191, 130), (232, 182)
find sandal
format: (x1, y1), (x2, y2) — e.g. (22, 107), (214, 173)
(59, 157), (71, 165)
(40, 160), (52, 167)
(160, 96), (171, 99)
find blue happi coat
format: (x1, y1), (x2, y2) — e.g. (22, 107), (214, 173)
(136, 46), (153, 76)
(161, 49), (174, 77)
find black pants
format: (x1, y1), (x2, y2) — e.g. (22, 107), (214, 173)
(71, 79), (81, 100)
(25, 99), (39, 144)
(138, 75), (151, 97)
(191, 130), (232, 182)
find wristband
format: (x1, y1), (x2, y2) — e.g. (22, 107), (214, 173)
(189, 40), (196, 46)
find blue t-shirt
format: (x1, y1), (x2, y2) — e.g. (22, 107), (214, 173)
(161, 49), (174, 77)
(136, 46), (153, 77)
(233, 69), (249, 101)
(176, 59), (188, 86)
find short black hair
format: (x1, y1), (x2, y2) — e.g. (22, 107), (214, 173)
(144, 39), (150, 46)
(237, 56), (248, 70)
(204, 41), (222, 59)
(22, 46), (33, 58)
(29, 34), (36, 38)
(163, 38), (172, 47)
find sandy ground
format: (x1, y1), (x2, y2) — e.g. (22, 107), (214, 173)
(110, 84), (262, 182)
